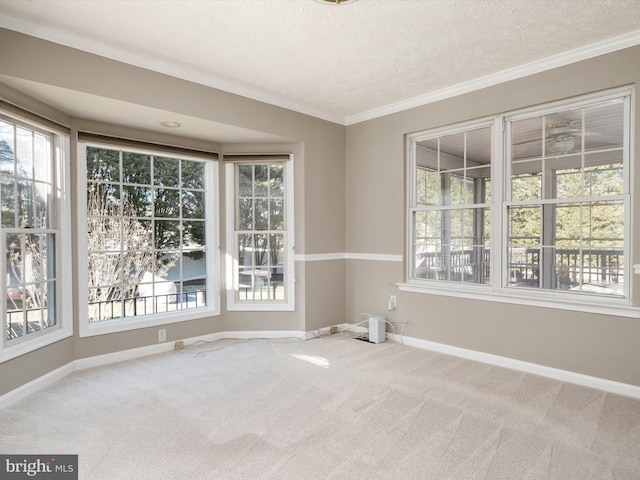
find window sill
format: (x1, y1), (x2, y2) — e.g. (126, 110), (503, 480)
(79, 307), (220, 337)
(397, 282), (640, 318)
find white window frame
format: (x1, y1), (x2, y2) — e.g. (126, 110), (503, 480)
(400, 87), (638, 318)
(77, 142), (220, 337)
(225, 155), (295, 312)
(0, 113), (72, 362)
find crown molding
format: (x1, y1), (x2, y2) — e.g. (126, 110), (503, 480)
(0, 12), (346, 126)
(345, 29), (640, 126)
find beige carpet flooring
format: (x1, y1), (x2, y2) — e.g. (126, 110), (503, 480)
(1, 334), (640, 479)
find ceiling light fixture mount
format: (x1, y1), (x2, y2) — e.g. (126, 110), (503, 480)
(160, 121), (181, 128)
(315, 0), (358, 5)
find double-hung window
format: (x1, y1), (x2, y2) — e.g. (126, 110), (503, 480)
(78, 140), (219, 336)
(1, 111), (71, 360)
(225, 154), (294, 311)
(405, 88), (633, 315)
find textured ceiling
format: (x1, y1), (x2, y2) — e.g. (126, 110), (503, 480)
(1, 0), (640, 127)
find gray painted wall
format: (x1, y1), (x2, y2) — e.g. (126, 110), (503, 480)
(0, 29), (346, 396)
(345, 45), (640, 387)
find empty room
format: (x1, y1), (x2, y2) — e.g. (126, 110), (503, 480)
(1, 1), (640, 478)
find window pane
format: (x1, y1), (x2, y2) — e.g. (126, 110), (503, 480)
(254, 165), (268, 196)
(15, 127), (33, 178)
(123, 185), (152, 217)
(254, 198), (268, 230)
(154, 156), (180, 186)
(155, 220), (181, 248)
(33, 133), (50, 183)
(584, 163), (623, 196)
(270, 198), (284, 230)
(182, 220), (205, 247)
(238, 198), (253, 230)
(182, 190), (204, 219)
(416, 167), (440, 207)
(87, 147), (119, 182)
(238, 165), (253, 196)
(182, 160), (205, 189)
(154, 188), (180, 217)
(270, 164), (284, 197)
(508, 205), (541, 242)
(1, 176), (15, 227)
(508, 246), (540, 288)
(511, 170), (542, 201)
(122, 152), (151, 185)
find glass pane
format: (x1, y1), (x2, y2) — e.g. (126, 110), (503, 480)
(87, 147), (120, 182)
(33, 182), (50, 228)
(254, 165), (268, 196)
(1, 176), (15, 227)
(584, 162), (623, 196)
(33, 133), (50, 183)
(182, 190), (204, 219)
(15, 127), (33, 178)
(88, 217), (122, 251)
(555, 167), (582, 200)
(123, 186), (152, 217)
(413, 210), (442, 279)
(183, 250), (206, 279)
(154, 188), (180, 217)
(254, 234), (269, 268)
(238, 165), (253, 197)
(7, 311), (26, 341)
(254, 198), (268, 230)
(270, 164), (284, 197)
(555, 204), (581, 247)
(508, 246), (540, 288)
(270, 198), (284, 230)
(508, 205), (541, 245)
(512, 116), (543, 160)
(182, 220), (205, 247)
(44, 280), (56, 327)
(584, 201), (624, 248)
(238, 198), (253, 230)
(511, 170), (542, 201)
(182, 160), (205, 189)
(583, 100), (624, 151)
(16, 180), (34, 228)
(416, 167), (441, 207)
(154, 156), (180, 186)
(545, 111), (583, 156)
(125, 219), (153, 250)
(122, 152), (151, 185)
(155, 220), (181, 248)
(0, 121), (15, 176)
(88, 182), (120, 215)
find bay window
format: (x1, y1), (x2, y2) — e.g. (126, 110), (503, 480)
(78, 139), (219, 336)
(0, 110), (71, 360)
(225, 154), (294, 311)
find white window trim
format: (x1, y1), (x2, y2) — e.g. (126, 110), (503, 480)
(1, 131), (73, 362)
(403, 87), (637, 318)
(77, 142), (220, 338)
(225, 156), (295, 312)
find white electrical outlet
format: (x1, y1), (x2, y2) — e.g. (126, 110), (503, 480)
(158, 329), (166, 343)
(388, 295), (397, 311)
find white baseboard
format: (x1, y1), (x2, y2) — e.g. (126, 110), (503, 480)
(386, 332), (640, 399)
(0, 362), (76, 410)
